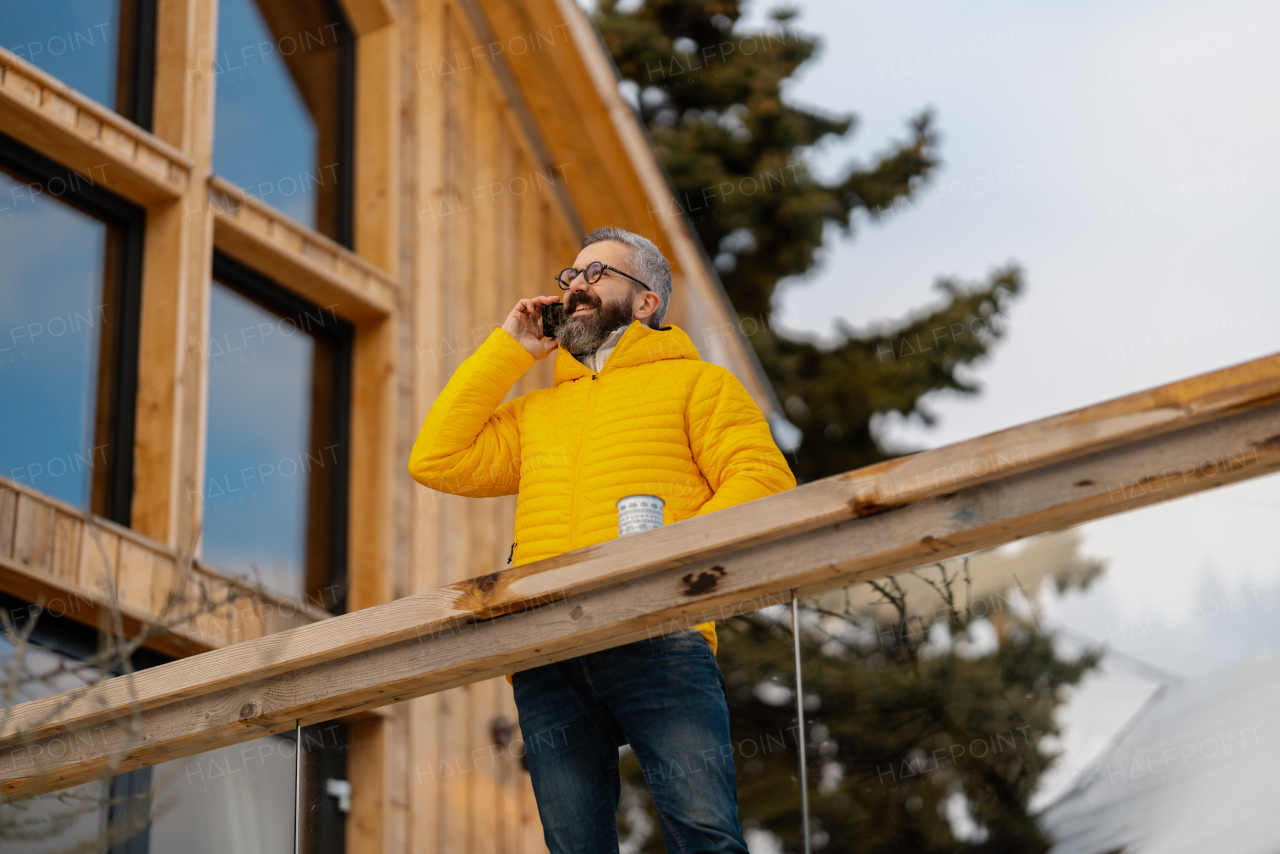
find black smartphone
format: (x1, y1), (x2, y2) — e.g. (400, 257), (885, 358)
(542, 303), (565, 339)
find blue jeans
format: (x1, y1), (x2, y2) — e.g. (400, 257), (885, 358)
(512, 629), (749, 854)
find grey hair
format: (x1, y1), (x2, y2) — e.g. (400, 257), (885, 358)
(580, 227), (672, 329)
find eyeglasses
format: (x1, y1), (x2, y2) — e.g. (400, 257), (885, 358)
(554, 261), (651, 292)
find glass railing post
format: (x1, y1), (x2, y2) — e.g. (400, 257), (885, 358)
(791, 590), (812, 854)
(294, 720), (303, 854)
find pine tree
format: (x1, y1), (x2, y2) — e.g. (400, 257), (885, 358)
(596, 0), (1023, 482)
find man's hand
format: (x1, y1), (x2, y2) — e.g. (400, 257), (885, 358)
(501, 295), (561, 359)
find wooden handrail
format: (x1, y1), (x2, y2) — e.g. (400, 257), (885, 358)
(2, 351), (1279, 799)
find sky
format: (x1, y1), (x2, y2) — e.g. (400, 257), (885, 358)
(720, 0), (1280, 817)
(741, 0), (1279, 444)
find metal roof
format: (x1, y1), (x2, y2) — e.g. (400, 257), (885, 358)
(1039, 648), (1280, 854)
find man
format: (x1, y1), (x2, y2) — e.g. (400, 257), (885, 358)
(409, 227), (795, 853)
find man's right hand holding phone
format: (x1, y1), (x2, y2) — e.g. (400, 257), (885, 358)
(502, 295), (563, 359)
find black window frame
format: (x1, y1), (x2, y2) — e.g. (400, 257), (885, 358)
(122, 0), (159, 132)
(331, 0), (356, 249)
(208, 252), (354, 615)
(0, 131), (145, 527)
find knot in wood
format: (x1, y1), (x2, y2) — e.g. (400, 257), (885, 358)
(570, 606), (583, 620)
(681, 565), (727, 597)
(477, 574), (498, 593)
(239, 702), (260, 720)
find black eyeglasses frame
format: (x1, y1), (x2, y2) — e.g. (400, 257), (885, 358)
(554, 261), (651, 292)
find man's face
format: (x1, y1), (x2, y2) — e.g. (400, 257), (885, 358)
(555, 241), (642, 354)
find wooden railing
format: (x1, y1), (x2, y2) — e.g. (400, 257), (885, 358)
(3, 351), (1279, 799)
(0, 477), (332, 658)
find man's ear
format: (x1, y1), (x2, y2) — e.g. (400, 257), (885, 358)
(634, 290), (660, 321)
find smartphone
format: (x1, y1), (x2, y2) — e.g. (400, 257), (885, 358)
(541, 303), (565, 339)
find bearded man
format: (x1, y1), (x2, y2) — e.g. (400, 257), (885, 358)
(409, 226), (795, 853)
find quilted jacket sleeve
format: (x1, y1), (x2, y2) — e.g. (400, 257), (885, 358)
(687, 365), (797, 516)
(408, 328), (536, 497)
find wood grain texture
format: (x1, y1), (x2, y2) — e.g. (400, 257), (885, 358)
(342, 13), (403, 854)
(0, 553), (204, 661)
(0, 486), (17, 559)
(49, 515), (83, 584)
(0, 50), (191, 204)
(76, 524), (120, 597)
(12, 495), (56, 573)
(338, 0), (396, 35)
(5, 352), (1279, 749)
(408, 0), (452, 848)
(354, 22), (400, 274)
(209, 177), (397, 322)
(7, 407), (1277, 799)
(115, 538), (157, 613)
(448, 0), (585, 238)
(444, 37), (477, 851)
(3, 371), (1279, 798)
(470, 73), (501, 854)
(0, 474), (329, 655)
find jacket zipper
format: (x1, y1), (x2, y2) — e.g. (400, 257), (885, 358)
(567, 372), (600, 547)
(507, 541), (516, 564)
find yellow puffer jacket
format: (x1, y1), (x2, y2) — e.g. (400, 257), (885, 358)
(408, 320), (796, 655)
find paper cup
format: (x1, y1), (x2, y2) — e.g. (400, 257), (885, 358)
(617, 495), (665, 537)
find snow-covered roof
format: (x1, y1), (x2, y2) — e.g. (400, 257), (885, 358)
(1039, 649), (1280, 854)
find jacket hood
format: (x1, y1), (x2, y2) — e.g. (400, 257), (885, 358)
(553, 321), (700, 386)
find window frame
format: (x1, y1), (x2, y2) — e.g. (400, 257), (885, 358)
(124, 0), (159, 132)
(208, 251), (354, 614)
(331, 0), (356, 248)
(0, 591), (165, 854)
(0, 591), (348, 852)
(0, 131), (145, 527)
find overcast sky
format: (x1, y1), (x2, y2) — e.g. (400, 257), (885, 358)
(728, 0), (1280, 816)
(746, 0), (1279, 445)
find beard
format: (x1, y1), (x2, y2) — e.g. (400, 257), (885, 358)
(555, 290), (634, 355)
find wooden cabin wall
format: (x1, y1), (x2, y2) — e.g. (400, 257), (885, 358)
(2, 0), (739, 848)
(392, 1), (575, 850)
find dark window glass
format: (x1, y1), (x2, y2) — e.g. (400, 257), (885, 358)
(297, 720), (350, 854)
(213, 0), (354, 244)
(0, 135), (142, 523)
(147, 731), (299, 854)
(200, 254), (351, 610)
(0, 593), (316, 854)
(0, 0), (156, 128)
(0, 633), (134, 852)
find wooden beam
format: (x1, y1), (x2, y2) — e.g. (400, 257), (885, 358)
(2, 352), (1279, 798)
(0, 475), (331, 653)
(0, 49), (191, 205)
(8, 346), (1280, 711)
(209, 176), (397, 322)
(338, 0), (396, 36)
(410, 1), (453, 849)
(133, 0), (219, 558)
(353, 21), (401, 276)
(448, 0), (585, 238)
